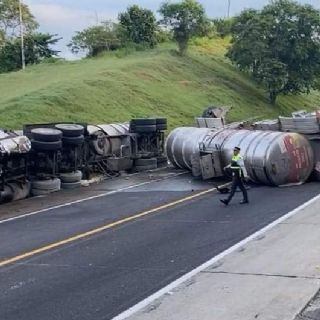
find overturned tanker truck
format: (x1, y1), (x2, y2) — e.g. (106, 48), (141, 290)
(1, 109), (319, 204)
(166, 110), (320, 187)
(0, 118), (167, 204)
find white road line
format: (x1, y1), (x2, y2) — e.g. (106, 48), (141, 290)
(112, 192), (320, 320)
(0, 171), (187, 225)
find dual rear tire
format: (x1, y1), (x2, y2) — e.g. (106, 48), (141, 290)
(60, 170), (82, 189)
(130, 118), (167, 133)
(31, 128), (63, 151)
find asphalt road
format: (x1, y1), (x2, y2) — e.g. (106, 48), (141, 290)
(0, 173), (319, 320)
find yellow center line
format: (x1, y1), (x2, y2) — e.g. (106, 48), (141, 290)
(0, 186), (223, 268)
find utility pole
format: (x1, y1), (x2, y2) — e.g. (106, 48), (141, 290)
(19, 0), (26, 70)
(227, 0), (231, 18)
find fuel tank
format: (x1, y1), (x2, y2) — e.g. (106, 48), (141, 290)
(166, 128), (314, 186)
(166, 127), (212, 170)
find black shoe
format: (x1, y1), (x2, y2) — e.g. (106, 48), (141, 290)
(220, 199), (229, 206)
(240, 200), (249, 204)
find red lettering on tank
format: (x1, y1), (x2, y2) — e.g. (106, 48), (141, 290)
(283, 135), (310, 182)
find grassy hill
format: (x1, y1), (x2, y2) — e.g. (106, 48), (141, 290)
(0, 38), (319, 129)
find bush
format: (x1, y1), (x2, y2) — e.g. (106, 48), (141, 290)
(213, 18), (234, 38)
(41, 57), (65, 64)
(155, 29), (173, 43)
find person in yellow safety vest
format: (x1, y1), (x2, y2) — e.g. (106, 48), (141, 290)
(220, 146), (249, 206)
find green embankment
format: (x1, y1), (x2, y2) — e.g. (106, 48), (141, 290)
(0, 38), (319, 129)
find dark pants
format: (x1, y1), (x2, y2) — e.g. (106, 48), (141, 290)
(227, 175), (248, 203)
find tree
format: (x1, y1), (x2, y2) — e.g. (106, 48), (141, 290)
(68, 21), (123, 57)
(0, 0), (38, 37)
(213, 18), (234, 38)
(159, 0), (209, 55)
(119, 5), (157, 48)
(227, 0), (320, 104)
(0, 33), (60, 73)
(0, 29), (4, 45)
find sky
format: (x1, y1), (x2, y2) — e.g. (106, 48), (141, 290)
(24, 0), (320, 59)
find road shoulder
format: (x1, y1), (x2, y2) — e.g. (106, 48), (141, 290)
(120, 195), (320, 320)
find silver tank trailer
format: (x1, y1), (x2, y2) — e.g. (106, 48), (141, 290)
(166, 127), (212, 170)
(166, 127), (314, 186)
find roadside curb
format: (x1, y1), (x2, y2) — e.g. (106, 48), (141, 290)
(113, 193), (320, 320)
(295, 289), (320, 320)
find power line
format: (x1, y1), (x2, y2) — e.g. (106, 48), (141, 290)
(227, 0), (231, 18)
(19, 0), (25, 70)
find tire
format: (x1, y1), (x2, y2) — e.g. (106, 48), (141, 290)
(55, 124), (85, 137)
(60, 171), (82, 183)
(156, 118), (167, 125)
(135, 158), (157, 166)
(31, 128), (63, 142)
(0, 185), (14, 203)
(62, 135), (84, 146)
(135, 164), (157, 172)
(61, 181), (81, 190)
(156, 124), (167, 131)
(133, 125), (157, 133)
(8, 181), (31, 201)
(91, 132), (107, 155)
(130, 118), (156, 126)
(31, 140), (62, 151)
(32, 178), (61, 190)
